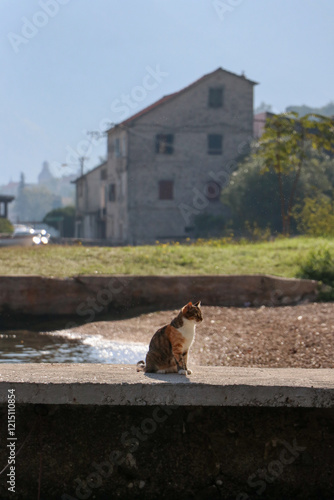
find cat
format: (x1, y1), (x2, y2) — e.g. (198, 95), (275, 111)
(137, 301), (203, 375)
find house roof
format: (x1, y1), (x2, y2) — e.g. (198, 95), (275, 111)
(109, 67), (258, 131)
(72, 161), (107, 183)
(0, 195), (15, 202)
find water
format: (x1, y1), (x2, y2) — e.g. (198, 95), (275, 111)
(0, 330), (148, 364)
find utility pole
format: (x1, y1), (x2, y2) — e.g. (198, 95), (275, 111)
(61, 156), (88, 177)
(78, 156), (88, 177)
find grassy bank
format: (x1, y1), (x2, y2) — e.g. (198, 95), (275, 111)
(0, 237), (333, 278)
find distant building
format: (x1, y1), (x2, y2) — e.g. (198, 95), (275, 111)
(38, 161), (54, 184)
(253, 111), (275, 139)
(0, 162), (76, 223)
(74, 161), (108, 239)
(74, 67), (257, 244)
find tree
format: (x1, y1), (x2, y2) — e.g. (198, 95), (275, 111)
(293, 193), (334, 237)
(43, 206), (75, 237)
(0, 218), (14, 234)
(254, 112), (334, 235)
(221, 155), (296, 234)
(222, 148), (334, 235)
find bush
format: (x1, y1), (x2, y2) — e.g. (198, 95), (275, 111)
(244, 221), (272, 242)
(297, 247), (334, 300)
(293, 194), (334, 236)
(43, 206), (75, 237)
(192, 213), (226, 238)
(0, 218), (14, 234)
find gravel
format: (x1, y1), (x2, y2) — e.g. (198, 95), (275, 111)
(74, 303), (334, 369)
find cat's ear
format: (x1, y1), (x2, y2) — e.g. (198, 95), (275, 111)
(194, 300), (201, 307)
(182, 302), (192, 313)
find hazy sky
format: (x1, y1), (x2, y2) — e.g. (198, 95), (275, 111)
(1, 0), (333, 185)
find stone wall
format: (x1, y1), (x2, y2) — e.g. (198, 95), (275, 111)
(0, 365), (333, 499)
(0, 404), (333, 499)
(0, 275), (318, 317)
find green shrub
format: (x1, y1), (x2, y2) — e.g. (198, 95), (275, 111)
(192, 213), (226, 238)
(293, 194), (334, 236)
(244, 221), (272, 242)
(43, 206), (75, 237)
(0, 218), (14, 234)
(297, 247), (334, 300)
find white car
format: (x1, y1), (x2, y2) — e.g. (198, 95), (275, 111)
(12, 225), (50, 245)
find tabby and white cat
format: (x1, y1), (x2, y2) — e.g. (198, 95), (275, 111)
(137, 301), (203, 375)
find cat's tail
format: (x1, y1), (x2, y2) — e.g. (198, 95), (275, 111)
(136, 360), (146, 372)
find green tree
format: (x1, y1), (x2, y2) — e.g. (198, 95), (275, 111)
(0, 218), (14, 234)
(43, 206), (75, 237)
(254, 112), (334, 235)
(222, 149), (334, 235)
(293, 193), (334, 237)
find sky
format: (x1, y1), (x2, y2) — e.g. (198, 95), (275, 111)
(0, 0), (333, 186)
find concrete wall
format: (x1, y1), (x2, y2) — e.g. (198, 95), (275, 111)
(1, 405), (333, 500)
(0, 365), (333, 499)
(0, 275), (318, 317)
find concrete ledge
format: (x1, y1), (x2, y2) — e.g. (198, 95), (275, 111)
(0, 365), (333, 407)
(0, 274), (318, 316)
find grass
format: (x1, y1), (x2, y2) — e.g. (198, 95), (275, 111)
(1, 236), (334, 278)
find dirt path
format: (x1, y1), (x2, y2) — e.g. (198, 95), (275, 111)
(73, 303), (334, 369)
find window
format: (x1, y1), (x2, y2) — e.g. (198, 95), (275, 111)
(108, 183), (116, 202)
(78, 181), (83, 197)
(114, 138), (120, 157)
(100, 169), (107, 180)
(155, 134), (174, 154)
(159, 180), (174, 200)
(208, 134), (223, 155)
(209, 88), (223, 108)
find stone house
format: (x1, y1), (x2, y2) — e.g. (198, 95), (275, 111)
(74, 161), (108, 239)
(74, 67), (257, 243)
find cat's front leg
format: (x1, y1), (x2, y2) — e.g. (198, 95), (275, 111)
(176, 356), (187, 375)
(173, 351), (187, 374)
(183, 351), (192, 375)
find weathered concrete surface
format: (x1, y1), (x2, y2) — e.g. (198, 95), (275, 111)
(0, 365), (333, 407)
(0, 404), (334, 499)
(0, 274), (318, 317)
